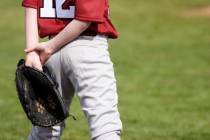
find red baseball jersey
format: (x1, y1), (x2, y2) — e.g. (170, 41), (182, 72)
(22, 0), (118, 38)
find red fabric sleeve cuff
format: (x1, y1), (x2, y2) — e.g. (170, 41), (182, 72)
(22, 0), (37, 9)
(75, 0), (105, 23)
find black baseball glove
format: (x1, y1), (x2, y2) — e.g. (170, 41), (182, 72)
(15, 59), (69, 127)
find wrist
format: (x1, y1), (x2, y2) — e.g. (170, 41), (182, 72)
(47, 39), (58, 54)
(25, 42), (38, 49)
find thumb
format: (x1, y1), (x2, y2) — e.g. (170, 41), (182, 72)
(24, 47), (36, 53)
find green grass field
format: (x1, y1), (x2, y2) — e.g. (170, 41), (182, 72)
(1, 0), (210, 140)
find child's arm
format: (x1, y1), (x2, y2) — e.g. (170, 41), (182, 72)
(24, 8), (42, 70)
(49, 20), (91, 53)
(25, 19), (91, 65)
(25, 8), (39, 49)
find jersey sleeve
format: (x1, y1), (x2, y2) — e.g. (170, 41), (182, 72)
(75, 0), (105, 23)
(22, 0), (38, 9)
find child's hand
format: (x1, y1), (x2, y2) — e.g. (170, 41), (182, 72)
(24, 42), (53, 65)
(25, 51), (43, 71)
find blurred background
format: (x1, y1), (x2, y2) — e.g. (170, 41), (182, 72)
(0, 0), (210, 140)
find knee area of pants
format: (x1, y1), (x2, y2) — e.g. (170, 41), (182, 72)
(93, 131), (121, 140)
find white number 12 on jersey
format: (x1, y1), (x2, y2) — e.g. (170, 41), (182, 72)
(40, 0), (75, 19)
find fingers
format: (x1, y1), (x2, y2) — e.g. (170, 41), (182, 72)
(25, 52), (34, 67)
(24, 42), (51, 67)
(40, 54), (49, 65)
(25, 59), (33, 67)
(24, 46), (44, 53)
(25, 52), (43, 71)
(33, 59), (43, 71)
(25, 42), (48, 53)
(24, 47), (36, 53)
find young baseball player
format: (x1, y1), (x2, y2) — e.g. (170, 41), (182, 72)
(22, 0), (122, 140)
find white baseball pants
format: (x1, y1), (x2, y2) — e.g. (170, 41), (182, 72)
(28, 35), (122, 140)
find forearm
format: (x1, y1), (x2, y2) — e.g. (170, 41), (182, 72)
(25, 8), (39, 49)
(48, 19), (91, 53)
